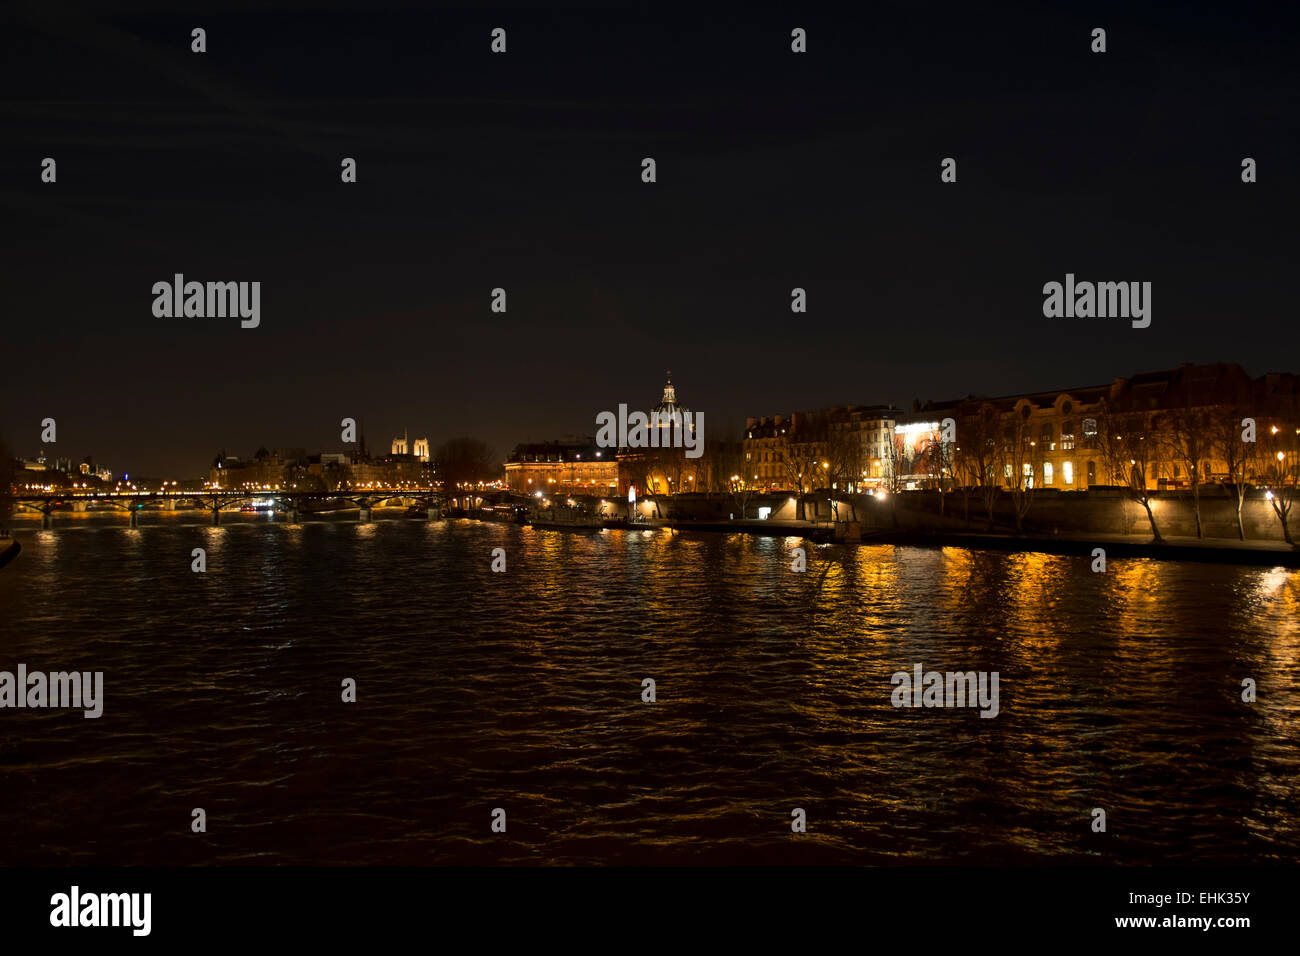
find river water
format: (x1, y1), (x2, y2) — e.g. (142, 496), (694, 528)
(1, 512), (1297, 865)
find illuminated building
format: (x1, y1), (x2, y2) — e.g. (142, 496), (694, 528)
(615, 373), (711, 496)
(904, 363), (1299, 492)
(744, 405), (897, 492)
(391, 431), (430, 461)
(504, 438), (618, 495)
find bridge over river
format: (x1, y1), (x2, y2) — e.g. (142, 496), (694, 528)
(7, 488), (517, 528)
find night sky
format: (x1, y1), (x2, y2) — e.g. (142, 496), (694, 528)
(2, 1), (1297, 477)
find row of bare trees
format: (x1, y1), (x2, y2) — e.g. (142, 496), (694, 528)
(1093, 404), (1298, 544)
(941, 400), (1299, 544)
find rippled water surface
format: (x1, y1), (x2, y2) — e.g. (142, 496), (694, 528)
(1, 513), (1298, 865)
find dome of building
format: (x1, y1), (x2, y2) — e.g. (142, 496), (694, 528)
(651, 371), (691, 427)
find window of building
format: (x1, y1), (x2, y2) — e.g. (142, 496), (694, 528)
(1082, 418), (1098, 450)
(1061, 420), (1075, 451)
(1041, 423), (1055, 450)
(1087, 460), (1096, 484)
(1043, 461), (1054, 485)
(1063, 461), (1074, 485)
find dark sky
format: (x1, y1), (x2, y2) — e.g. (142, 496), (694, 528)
(2, 0), (1297, 476)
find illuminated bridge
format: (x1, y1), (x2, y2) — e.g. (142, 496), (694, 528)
(6, 487), (506, 529)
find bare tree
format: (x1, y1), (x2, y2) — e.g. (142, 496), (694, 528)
(823, 422), (866, 521)
(1257, 421), (1299, 546)
(877, 426), (915, 528)
(715, 439), (757, 520)
(1097, 404), (1163, 542)
(692, 439), (726, 495)
(644, 446), (684, 498)
(434, 437), (497, 507)
(1002, 412), (1041, 535)
(778, 437), (820, 520)
(884, 425), (910, 495)
(955, 403), (1001, 531)
(951, 431), (975, 525)
(930, 426), (956, 517)
(1210, 406), (1257, 540)
(1166, 402), (1214, 538)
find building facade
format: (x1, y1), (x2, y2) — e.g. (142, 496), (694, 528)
(391, 431), (430, 461)
(743, 405), (898, 492)
(900, 363), (1300, 493)
(504, 438), (618, 496)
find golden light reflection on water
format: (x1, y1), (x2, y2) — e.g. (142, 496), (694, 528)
(3, 519), (1299, 863)
(1105, 559), (1169, 640)
(201, 525), (228, 554)
(1259, 569), (1300, 667)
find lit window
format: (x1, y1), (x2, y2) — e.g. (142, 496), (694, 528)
(1043, 462), (1054, 485)
(1063, 461), (1074, 485)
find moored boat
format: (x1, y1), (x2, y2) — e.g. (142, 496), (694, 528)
(479, 503), (529, 524)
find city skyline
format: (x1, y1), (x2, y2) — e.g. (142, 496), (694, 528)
(3, 5), (1297, 476)
(8, 358), (1298, 481)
